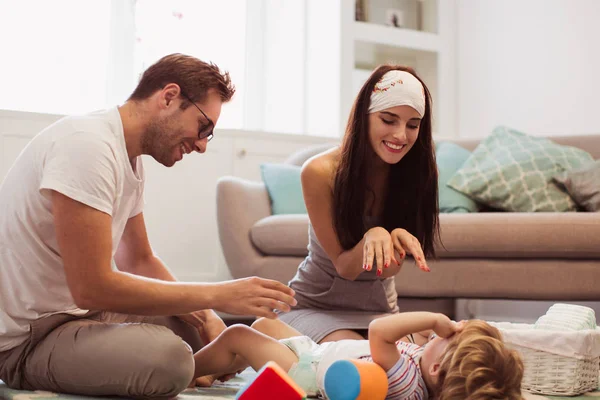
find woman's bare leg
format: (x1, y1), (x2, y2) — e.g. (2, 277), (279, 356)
(319, 329), (365, 343)
(397, 330), (431, 346)
(192, 324), (298, 381)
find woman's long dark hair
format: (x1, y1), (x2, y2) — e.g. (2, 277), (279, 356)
(332, 64), (440, 257)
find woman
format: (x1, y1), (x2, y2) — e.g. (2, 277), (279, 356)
(278, 64), (440, 343)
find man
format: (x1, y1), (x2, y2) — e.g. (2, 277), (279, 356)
(0, 53), (296, 398)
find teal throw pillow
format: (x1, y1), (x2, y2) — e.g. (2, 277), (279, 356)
(447, 126), (594, 212)
(260, 163), (307, 215)
(435, 141), (479, 213)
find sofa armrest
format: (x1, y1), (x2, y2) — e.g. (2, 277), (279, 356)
(216, 176), (272, 278)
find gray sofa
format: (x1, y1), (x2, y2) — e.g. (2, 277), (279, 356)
(216, 135), (600, 317)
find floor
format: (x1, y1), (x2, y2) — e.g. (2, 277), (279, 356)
(0, 369), (257, 400)
(1, 371), (599, 399)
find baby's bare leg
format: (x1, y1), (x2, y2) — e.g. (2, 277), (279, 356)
(193, 324), (298, 380)
(251, 317), (304, 339)
(193, 354), (250, 388)
(194, 319), (302, 387)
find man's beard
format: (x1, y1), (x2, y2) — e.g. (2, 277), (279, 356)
(141, 115), (182, 167)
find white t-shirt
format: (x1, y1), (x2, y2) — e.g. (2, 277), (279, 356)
(0, 107), (145, 352)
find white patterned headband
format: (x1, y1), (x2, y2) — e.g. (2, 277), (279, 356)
(368, 70), (426, 118)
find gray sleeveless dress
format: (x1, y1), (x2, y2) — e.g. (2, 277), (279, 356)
(278, 220), (399, 343)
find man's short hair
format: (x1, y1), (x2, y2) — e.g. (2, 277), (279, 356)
(128, 53), (235, 108)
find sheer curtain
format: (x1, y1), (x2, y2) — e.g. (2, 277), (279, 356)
(0, 0), (113, 115)
(0, 0), (247, 128)
(0, 0), (339, 136)
(134, 0), (247, 129)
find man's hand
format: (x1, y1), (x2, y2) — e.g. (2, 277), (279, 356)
(180, 310), (245, 385)
(199, 311), (228, 345)
(177, 309), (227, 346)
(213, 277), (297, 319)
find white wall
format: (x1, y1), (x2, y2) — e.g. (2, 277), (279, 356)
(457, 0), (600, 138)
(456, 0), (600, 322)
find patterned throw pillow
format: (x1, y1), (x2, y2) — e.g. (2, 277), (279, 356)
(447, 126), (594, 212)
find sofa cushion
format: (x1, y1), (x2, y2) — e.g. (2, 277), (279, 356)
(435, 213), (600, 258)
(447, 126), (594, 212)
(260, 163), (307, 215)
(250, 213), (600, 259)
(552, 160), (600, 211)
(436, 141), (479, 213)
(251, 215), (309, 256)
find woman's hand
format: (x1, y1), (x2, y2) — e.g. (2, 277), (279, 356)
(379, 249), (404, 278)
(363, 227), (400, 277)
(390, 228), (430, 272)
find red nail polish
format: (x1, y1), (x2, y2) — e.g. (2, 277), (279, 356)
(367, 265), (371, 271)
(362, 264), (367, 270)
(384, 262), (389, 268)
(376, 269), (382, 276)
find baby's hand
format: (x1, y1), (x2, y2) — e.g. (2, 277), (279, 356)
(455, 320), (467, 332)
(433, 314), (461, 338)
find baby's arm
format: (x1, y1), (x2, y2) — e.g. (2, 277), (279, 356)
(193, 324), (299, 381)
(368, 312), (457, 370)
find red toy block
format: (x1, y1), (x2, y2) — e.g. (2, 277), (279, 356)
(236, 361), (306, 400)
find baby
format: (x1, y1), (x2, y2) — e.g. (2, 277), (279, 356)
(191, 312), (524, 399)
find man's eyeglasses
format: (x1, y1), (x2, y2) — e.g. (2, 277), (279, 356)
(180, 92), (214, 142)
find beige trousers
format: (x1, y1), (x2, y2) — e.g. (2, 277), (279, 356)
(0, 311), (202, 398)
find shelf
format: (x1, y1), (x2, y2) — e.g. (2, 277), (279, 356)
(353, 21), (440, 53)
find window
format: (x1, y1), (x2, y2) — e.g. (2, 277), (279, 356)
(0, 0), (340, 137)
(134, 0), (247, 129)
(0, 0), (113, 115)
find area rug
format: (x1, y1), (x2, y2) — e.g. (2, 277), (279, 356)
(0, 369), (257, 400)
(1, 371), (599, 399)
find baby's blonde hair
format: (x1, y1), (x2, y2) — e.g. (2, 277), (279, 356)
(434, 320), (524, 400)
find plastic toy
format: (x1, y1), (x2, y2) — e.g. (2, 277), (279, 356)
(324, 359), (388, 400)
(236, 361), (307, 400)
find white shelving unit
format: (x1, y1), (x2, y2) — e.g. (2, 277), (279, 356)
(353, 21), (440, 52)
(304, 0), (457, 138)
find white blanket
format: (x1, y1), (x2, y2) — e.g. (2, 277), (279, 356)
(489, 321), (600, 360)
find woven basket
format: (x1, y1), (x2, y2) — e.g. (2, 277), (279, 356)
(490, 322), (600, 396)
(507, 342), (599, 396)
